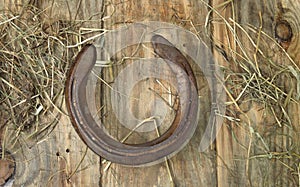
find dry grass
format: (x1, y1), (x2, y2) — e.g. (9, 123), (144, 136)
(0, 3), (110, 184)
(200, 0), (300, 185)
(0, 3), (94, 154)
(0, 0), (299, 186)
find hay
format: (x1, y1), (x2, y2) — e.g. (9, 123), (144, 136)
(201, 0), (300, 184)
(0, 3), (100, 151)
(0, 0), (299, 185)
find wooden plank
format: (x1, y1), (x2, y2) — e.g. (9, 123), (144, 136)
(0, 0), (103, 186)
(99, 0), (217, 187)
(36, 0), (104, 186)
(212, 0), (300, 186)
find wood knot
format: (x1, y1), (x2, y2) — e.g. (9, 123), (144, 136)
(274, 20), (293, 49)
(0, 151), (15, 186)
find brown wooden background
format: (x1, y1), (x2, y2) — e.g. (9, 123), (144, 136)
(0, 0), (299, 186)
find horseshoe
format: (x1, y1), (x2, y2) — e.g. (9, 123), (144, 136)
(65, 35), (199, 166)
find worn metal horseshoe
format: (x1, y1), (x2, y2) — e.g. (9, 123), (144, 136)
(65, 35), (199, 166)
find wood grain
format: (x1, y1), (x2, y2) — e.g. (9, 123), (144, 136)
(212, 0), (300, 186)
(0, 0), (102, 186)
(99, 0), (216, 186)
(0, 0), (299, 186)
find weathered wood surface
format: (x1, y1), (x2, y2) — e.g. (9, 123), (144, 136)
(213, 0), (300, 186)
(0, 0), (103, 186)
(0, 0), (299, 186)
(98, 1), (217, 187)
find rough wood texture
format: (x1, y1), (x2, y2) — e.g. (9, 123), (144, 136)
(0, 0), (103, 186)
(0, 0), (299, 186)
(212, 0), (300, 186)
(99, 0), (216, 186)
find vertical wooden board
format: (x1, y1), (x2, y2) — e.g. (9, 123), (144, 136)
(37, 0), (104, 186)
(99, 0), (217, 187)
(212, 0), (300, 186)
(0, 0), (104, 186)
(209, 2), (245, 186)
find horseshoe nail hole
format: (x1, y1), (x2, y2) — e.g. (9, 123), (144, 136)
(66, 149), (70, 153)
(56, 152), (60, 157)
(0, 149), (16, 186)
(275, 20), (293, 42)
